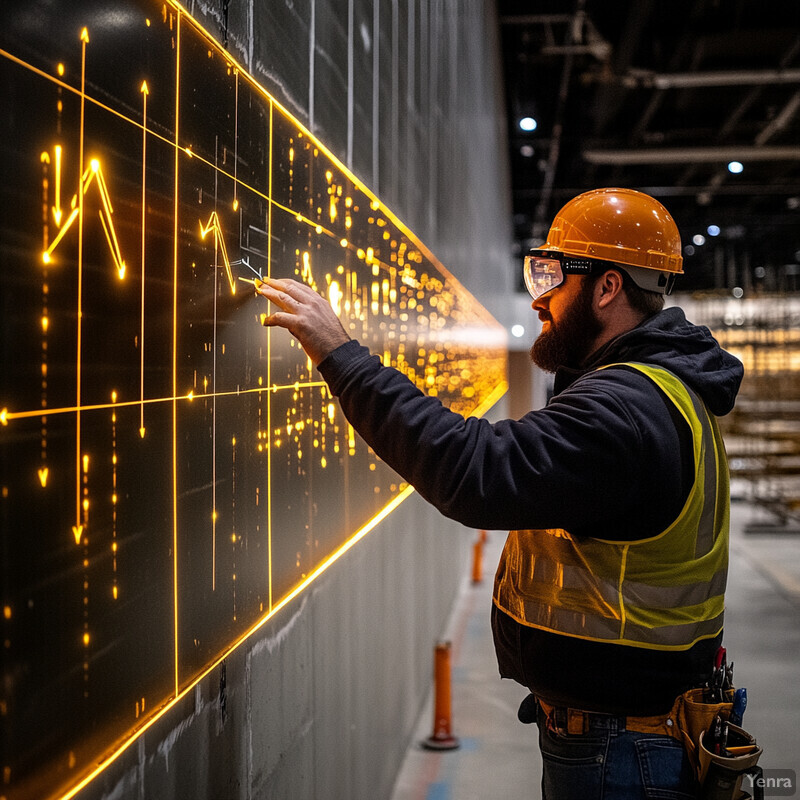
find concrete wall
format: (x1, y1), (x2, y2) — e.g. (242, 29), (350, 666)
(76, 2), (513, 798)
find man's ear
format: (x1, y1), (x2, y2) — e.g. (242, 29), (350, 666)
(595, 269), (626, 310)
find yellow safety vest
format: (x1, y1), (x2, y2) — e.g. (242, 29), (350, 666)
(493, 363), (729, 651)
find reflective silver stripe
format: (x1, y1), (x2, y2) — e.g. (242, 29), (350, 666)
(621, 568), (728, 609)
(684, 385), (719, 559)
(497, 590), (724, 646)
(623, 611), (724, 646)
(509, 597), (623, 641)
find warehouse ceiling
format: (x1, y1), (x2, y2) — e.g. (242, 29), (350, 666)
(498, 0), (800, 293)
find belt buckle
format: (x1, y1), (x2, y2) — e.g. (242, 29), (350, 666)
(548, 706), (589, 736)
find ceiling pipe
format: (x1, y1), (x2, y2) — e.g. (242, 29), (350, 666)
(531, 2), (585, 239)
(621, 68), (800, 89)
(690, 37), (800, 204)
(582, 146), (800, 165)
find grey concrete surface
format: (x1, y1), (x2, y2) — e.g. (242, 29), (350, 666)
(389, 499), (800, 800)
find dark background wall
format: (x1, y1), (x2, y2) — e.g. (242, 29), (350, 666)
(73, 2), (514, 798)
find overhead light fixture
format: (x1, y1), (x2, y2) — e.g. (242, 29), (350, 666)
(707, 225), (721, 236)
(511, 324), (525, 338)
(693, 234), (706, 246)
(519, 116), (537, 132)
(727, 161), (744, 174)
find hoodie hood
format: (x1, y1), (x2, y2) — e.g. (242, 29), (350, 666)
(554, 306), (744, 416)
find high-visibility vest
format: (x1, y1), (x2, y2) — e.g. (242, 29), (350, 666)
(493, 362), (729, 651)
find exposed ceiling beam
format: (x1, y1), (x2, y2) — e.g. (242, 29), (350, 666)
(622, 69), (800, 89)
(500, 14), (573, 25)
(583, 146), (800, 165)
(514, 183), (800, 199)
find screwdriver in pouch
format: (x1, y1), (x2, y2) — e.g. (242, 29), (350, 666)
(730, 687), (747, 726)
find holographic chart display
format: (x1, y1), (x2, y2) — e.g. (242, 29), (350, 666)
(0, 3), (507, 798)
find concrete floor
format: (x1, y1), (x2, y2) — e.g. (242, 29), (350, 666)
(389, 498), (800, 800)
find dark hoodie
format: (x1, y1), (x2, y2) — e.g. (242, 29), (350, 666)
(318, 306), (744, 715)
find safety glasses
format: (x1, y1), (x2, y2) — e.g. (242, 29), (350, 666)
(523, 250), (603, 301)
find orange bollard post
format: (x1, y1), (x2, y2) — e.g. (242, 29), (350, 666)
(423, 641), (460, 750)
(471, 529), (488, 584)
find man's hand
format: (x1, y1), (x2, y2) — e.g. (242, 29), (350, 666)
(256, 277), (351, 365)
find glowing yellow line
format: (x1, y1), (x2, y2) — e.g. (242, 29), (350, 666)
(93, 166), (126, 278)
(44, 206), (79, 259)
(233, 69), (239, 209)
(140, 82), (148, 438)
(267, 99), (274, 610)
(1, 382), (330, 423)
(54, 484), (415, 800)
(53, 144), (62, 226)
(172, 10), (181, 698)
(0, 368), (507, 427)
(75, 26), (88, 540)
(97, 207), (125, 280)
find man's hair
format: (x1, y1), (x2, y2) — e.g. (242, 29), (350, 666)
(600, 266), (665, 317)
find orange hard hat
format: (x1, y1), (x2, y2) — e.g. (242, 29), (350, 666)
(542, 187), (683, 293)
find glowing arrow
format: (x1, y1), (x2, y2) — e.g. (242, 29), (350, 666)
(72, 525), (83, 545)
(140, 81), (149, 438)
(53, 145), (63, 226)
(199, 212), (236, 293)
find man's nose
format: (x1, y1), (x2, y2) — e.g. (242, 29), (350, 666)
(531, 295), (549, 312)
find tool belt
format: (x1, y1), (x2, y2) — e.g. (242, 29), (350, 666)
(536, 697), (679, 738)
(535, 690), (763, 800)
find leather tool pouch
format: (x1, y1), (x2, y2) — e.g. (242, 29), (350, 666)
(673, 689), (763, 800)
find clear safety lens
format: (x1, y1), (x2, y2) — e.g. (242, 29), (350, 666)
(524, 256), (564, 301)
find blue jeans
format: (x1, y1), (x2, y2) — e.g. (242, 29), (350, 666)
(536, 703), (699, 799)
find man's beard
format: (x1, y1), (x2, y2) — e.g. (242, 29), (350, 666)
(530, 278), (602, 372)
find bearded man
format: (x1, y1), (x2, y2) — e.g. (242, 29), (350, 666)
(257, 188), (743, 799)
